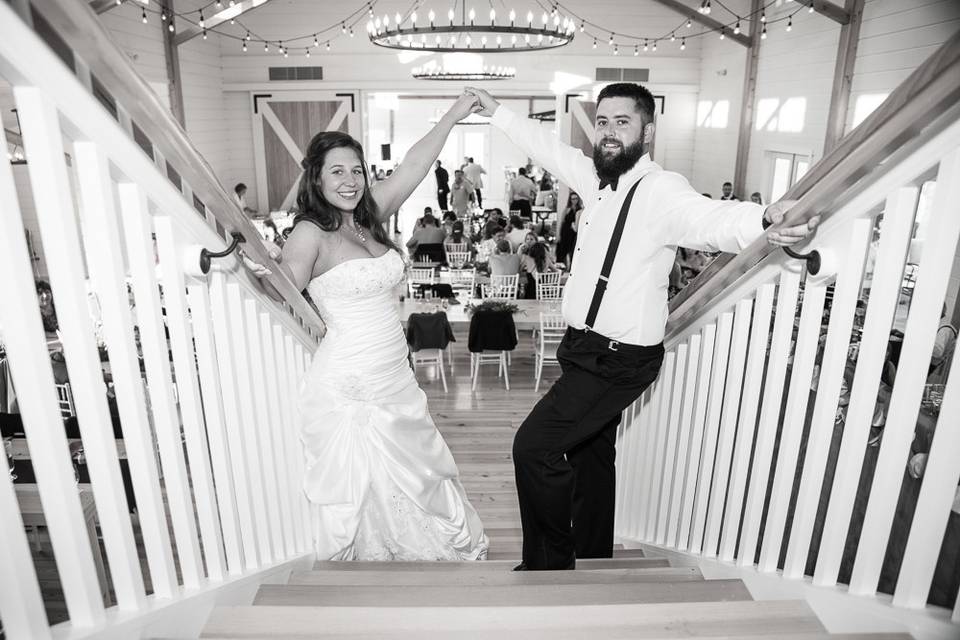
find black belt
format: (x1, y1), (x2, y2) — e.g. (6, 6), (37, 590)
(568, 326), (663, 355)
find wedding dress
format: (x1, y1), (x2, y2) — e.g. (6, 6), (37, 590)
(299, 250), (488, 561)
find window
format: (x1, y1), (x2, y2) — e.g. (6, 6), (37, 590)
(766, 151), (812, 202)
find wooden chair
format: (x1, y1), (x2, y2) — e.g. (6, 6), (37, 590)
(408, 267), (436, 297)
(444, 243), (470, 268)
(482, 274), (519, 300)
(535, 272), (563, 301)
(534, 313), (566, 392)
(55, 382), (75, 418)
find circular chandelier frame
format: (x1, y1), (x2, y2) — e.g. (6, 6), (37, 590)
(412, 66), (516, 81)
(370, 25), (574, 53)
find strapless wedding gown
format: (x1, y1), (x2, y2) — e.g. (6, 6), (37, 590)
(299, 250), (488, 561)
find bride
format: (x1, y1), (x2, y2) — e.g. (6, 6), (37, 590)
(249, 93), (488, 561)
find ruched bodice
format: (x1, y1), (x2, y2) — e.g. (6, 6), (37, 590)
(298, 250), (487, 561)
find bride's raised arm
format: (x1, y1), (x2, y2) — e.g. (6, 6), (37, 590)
(370, 92), (478, 221)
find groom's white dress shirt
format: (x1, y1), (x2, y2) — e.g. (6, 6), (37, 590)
(491, 105), (767, 346)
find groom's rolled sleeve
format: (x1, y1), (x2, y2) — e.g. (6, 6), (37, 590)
(491, 105), (596, 200)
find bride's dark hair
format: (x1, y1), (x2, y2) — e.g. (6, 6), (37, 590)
(293, 131), (398, 251)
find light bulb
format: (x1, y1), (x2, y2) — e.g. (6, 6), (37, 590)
(786, 17), (792, 31)
(469, 8), (475, 24)
(490, 8), (496, 22)
(734, 21), (741, 35)
(141, 8), (147, 23)
(428, 10), (435, 25)
(634, 45), (639, 55)
(680, 38), (686, 50)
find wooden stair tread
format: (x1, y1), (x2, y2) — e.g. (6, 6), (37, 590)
(197, 634), (912, 640)
(253, 579), (751, 607)
(311, 557), (671, 571)
(287, 566), (703, 586)
(201, 600), (823, 638)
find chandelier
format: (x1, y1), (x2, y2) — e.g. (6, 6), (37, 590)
(367, 2), (576, 53)
(412, 64), (516, 81)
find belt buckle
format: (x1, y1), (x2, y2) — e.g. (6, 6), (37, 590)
(608, 340), (619, 352)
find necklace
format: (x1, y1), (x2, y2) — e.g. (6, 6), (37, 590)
(345, 214), (367, 242)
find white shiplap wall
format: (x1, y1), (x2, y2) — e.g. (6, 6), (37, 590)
(847, 0), (960, 131)
(743, 7), (840, 203)
(99, 1), (230, 180)
(690, 34), (747, 196)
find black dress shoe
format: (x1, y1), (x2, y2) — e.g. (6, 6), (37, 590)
(512, 562), (528, 571)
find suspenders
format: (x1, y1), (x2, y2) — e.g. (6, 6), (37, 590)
(583, 177), (645, 333)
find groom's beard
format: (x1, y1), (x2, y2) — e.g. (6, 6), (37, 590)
(592, 138), (646, 183)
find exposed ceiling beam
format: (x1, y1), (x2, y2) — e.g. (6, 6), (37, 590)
(90, 0), (119, 14)
(648, 0), (751, 48)
(173, 0), (276, 46)
(791, 0), (850, 25)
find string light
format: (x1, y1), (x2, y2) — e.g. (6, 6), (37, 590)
(241, 40), (246, 52)
(613, 45), (618, 55)
(680, 37), (686, 50)
(761, 25), (768, 39)
(686, 18), (692, 28)
(760, 11), (766, 23)
(643, 40), (648, 51)
(160, 9), (166, 21)
(215, 0), (221, 8)
(326, 41), (330, 51)
(651, 41), (657, 52)
(734, 20), (740, 35)
(786, 16), (793, 31)
(634, 44), (638, 55)
(719, 28), (724, 40)
(141, 7), (147, 23)
(198, 9), (204, 28)
(202, 28), (207, 39)
(168, 18), (174, 32)
(314, 34), (319, 47)
(592, 38), (597, 48)
(809, 4), (815, 12)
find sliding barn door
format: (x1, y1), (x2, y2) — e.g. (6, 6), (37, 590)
(252, 91), (359, 213)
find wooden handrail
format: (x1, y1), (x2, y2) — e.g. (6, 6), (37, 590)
(666, 29), (960, 340)
(22, 0), (323, 333)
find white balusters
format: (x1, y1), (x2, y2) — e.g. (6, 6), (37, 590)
(118, 181), (205, 588)
(719, 284), (775, 562)
(894, 337), (960, 608)
(677, 326), (715, 552)
(11, 86), (106, 626)
(640, 360), (672, 540)
(655, 343), (688, 544)
(643, 351), (676, 541)
(689, 311), (733, 555)
(782, 218), (873, 578)
(738, 270), (801, 566)
(814, 186), (920, 587)
(247, 305), (292, 559)
(703, 298), (753, 557)
(73, 141), (175, 603)
(154, 217), (227, 581)
(850, 149), (960, 596)
(209, 273), (262, 568)
(186, 279), (246, 574)
(0, 125), (55, 640)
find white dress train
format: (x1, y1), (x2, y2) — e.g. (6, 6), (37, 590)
(299, 250), (488, 561)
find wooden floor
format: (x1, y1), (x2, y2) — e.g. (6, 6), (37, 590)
(414, 325), (560, 543)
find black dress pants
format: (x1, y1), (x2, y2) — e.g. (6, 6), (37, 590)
(438, 190), (449, 211)
(513, 327), (663, 570)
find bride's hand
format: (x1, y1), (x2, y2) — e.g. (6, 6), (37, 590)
(239, 243), (280, 278)
(445, 92), (481, 123)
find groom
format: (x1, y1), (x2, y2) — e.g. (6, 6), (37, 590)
(466, 84), (819, 570)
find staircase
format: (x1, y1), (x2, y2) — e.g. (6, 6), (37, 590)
(197, 554), (912, 639)
(194, 345), (912, 640)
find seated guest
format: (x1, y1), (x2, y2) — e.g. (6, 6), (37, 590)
(517, 231), (537, 255)
(441, 210), (458, 237)
(406, 211), (446, 254)
(479, 226), (505, 261)
(444, 220), (472, 252)
(489, 239), (520, 276)
(720, 181), (739, 201)
(506, 215), (528, 251)
(750, 192), (764, 205)
(520, 242), (558, 298)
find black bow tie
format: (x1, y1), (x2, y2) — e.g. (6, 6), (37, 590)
(598, 176), (619, 191)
